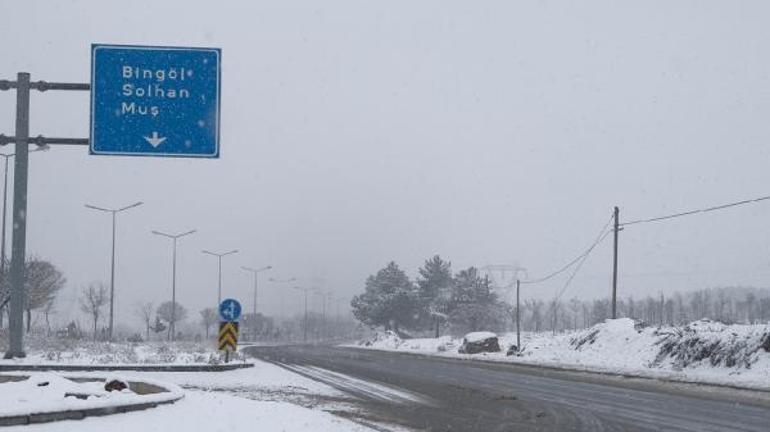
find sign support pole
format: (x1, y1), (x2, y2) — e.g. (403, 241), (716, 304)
(0, 76), (89, 359)
(5, 72), (29, 359)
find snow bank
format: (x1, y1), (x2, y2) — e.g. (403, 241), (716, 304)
(352, 319), (770, 390)
(0, 342), (242, 366)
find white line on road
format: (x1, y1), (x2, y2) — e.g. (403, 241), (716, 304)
(279, 363), (435, 407)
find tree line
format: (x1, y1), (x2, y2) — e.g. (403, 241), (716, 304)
(351, 256), (511, 336)
(352, 256), (770, 337)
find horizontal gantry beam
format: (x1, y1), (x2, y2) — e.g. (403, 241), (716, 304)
(0, 80), (89, 91)
(0, 135), (88, 146)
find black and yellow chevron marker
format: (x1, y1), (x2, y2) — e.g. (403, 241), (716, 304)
(218, 321), (239, 352)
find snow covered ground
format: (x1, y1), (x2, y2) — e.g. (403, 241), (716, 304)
(0, 342), (386, 431)
(5, 390), (370, 432)
(352, 318), (770, 391)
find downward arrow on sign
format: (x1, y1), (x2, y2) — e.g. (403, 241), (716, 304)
(144, 132), (167, 147)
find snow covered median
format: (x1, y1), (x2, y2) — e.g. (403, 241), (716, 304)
(0, 372), (183, 418)
(352, 318), (770, 390)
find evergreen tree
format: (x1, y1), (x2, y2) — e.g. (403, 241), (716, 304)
(446, 267), (509, 334)
(351, 261), (418, 332)
(416, 255), (453, 336)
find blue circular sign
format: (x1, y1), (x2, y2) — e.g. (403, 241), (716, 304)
(219, 298), (242, 322)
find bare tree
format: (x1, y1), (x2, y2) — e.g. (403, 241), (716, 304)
(156, 301), (188, 340)
(79, 283), (108, 341)
(134, 302), (154, 341)
(43, 299), (55, 336)
(199, 307), (217, 339)
(0, 258), (67, 333)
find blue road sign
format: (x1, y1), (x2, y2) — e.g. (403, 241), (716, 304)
(90, 44), (221, 158)
(219, 298), (242, 322)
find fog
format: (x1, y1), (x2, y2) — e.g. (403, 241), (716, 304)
(1, 1), (770, 329)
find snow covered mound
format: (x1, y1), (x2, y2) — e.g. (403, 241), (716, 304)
(359, 331), (402, 350)
(0, 342), (243, 366)
(569, 318), (648, 351)
(351, 319), (770, 390)
(653, 319), (770, 369)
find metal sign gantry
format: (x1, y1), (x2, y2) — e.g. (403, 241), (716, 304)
(0, 44), (222, 358)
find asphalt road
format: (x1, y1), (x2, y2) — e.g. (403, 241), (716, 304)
(244, 345), (770, 432)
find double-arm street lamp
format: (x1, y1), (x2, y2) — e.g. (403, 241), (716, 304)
(241, 265), (272, 316)
(85, 201), (143, 340)
(152, 229), (196, 341)
(293, 286), (315, 344)
(269, 277), (296, 319)
(202, 249), (238, 308)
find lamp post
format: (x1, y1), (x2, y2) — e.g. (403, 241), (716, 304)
(293, 286), (314, 344)
(241, 265), (272, 316)
(202, 249), (239, 308)
(85, 201), (143, 340)
(314, 290), (333, 341)
(268, 277), (296, 319)
(152, 229), (196, 341)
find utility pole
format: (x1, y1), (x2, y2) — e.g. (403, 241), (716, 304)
(241, 265), (272, 316)
(86, 201), (143, 340)
(612, 206), (620, 319)
(481, 264), (526, 343)
(153, 229), (196, 341)
(202, 249), (239, 308)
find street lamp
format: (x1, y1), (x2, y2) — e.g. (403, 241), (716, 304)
(293, 286), (314, 344)
(314, 290), (334, 341)
(269, 277), (296, 318)
(152, 229), (196, 341)
(85, 201), (143, 340)
(202, 249), (239, 308)
(241, 265), (272, 316)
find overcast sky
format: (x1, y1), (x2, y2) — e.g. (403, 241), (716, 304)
(1, 1), (770, 329)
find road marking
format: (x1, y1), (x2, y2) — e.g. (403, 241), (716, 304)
(279, 363), (435, 407)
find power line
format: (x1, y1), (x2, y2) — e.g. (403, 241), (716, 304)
(554, 229), (612, 301)
(620, 194), (770, 227)
(521, 213), (614, 285)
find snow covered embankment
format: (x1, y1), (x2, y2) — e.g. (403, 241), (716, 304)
(354, 319), (770, 390)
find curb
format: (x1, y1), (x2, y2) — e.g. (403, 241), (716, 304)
(0, 363), (254, 372)
(0, 397), (182, 427)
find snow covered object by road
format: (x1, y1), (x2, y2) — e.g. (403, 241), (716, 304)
(458, 332), (500, 354)
(353, 318), (770, 390)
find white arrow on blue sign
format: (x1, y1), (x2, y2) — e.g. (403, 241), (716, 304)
(90, 44), (221, 158)
(219, 298), (242, 322)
